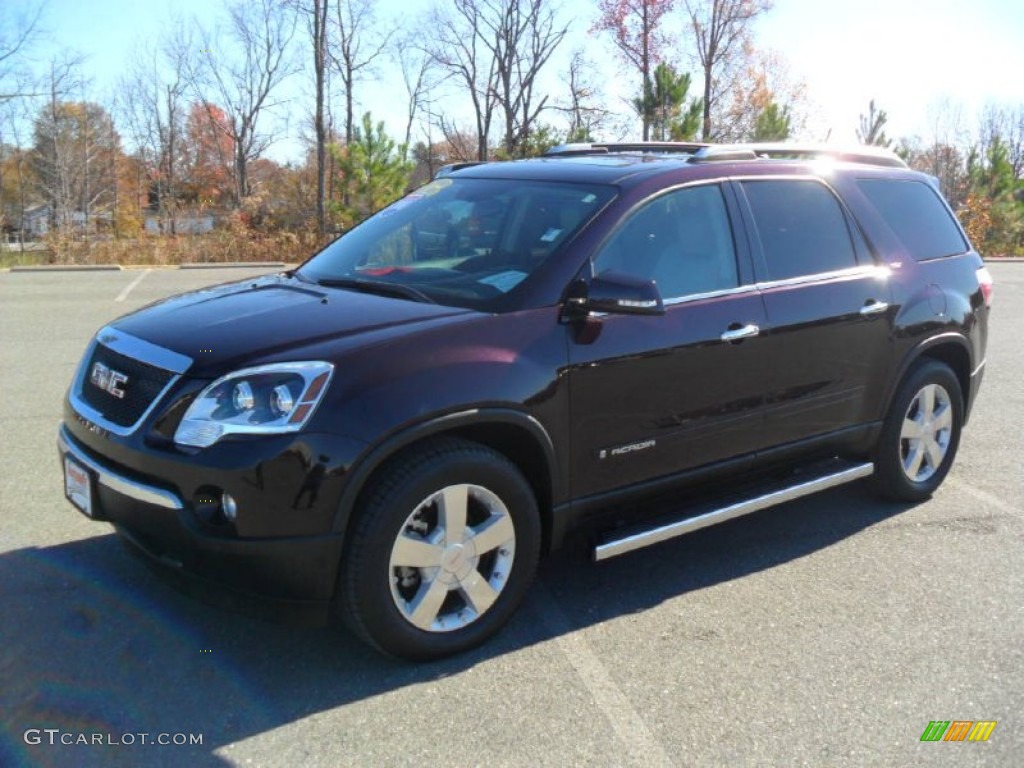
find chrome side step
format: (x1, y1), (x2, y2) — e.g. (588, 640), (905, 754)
(594, 461), (874, 561)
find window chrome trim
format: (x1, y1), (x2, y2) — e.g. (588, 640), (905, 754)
(754, 264), (890, 292)
(58, 425), (184, 510)
(662, 283), (758, 306)
(68, 329), (192, 437)
(623, 264), (890, 308)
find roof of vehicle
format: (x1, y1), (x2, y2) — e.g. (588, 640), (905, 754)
(448, 141), (911, 187)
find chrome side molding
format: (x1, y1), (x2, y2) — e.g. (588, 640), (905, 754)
(594, 462), (874, 561)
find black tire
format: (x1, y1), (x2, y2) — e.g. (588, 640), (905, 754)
(871, 360), (964, 502)
(336, 437), (540, 660)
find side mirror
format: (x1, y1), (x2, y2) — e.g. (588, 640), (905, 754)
(564, 271), (665, 317)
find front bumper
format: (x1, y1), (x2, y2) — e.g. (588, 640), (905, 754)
(58, 424), (345, 616)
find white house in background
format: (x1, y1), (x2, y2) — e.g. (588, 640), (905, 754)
(20, 205), (109, 236)
(143, 214), (216, 235)
(22, 205), (54, 236)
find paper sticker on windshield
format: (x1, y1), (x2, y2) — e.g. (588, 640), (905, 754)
(418, 179), (452, 197)
(478, 270), (527, 293)
(540, 228), (562, 243)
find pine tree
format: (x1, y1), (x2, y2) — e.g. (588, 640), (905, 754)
(331, 112), (413, 228)
(752, 102), (790, 141)
(631, 63), (703, 141)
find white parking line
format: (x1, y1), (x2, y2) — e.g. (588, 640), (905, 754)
(533, 582), (675, 767)
(115, 269), (151, 302)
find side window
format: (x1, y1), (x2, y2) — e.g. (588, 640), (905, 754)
(741, 180), (858, 280)
(857, 179), (968, 260)
(593, 184), (739, 299)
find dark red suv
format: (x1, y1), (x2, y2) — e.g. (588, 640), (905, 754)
(59, 142), (992, 659)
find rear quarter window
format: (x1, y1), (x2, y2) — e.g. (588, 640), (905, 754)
(856, 179), (968, 261)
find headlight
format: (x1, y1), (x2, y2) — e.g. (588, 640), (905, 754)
(174, 362), (334, 448)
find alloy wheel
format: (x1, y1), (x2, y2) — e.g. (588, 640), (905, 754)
(388, 484), (516, 633)
(899, 382), (953, 483)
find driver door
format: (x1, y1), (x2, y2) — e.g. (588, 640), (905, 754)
(567, 182), (771, 498)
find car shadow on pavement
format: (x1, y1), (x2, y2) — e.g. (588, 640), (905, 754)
(0, 482), (910, 767)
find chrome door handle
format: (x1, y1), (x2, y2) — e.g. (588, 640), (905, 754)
(859, 300), (889, 316)
(720, 324), (760, 342)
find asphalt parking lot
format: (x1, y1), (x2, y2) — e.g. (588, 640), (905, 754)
(1, 263), (1021, 767)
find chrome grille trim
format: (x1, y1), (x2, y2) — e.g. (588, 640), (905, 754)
(69, 328), (193, 437)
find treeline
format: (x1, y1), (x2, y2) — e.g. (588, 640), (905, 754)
(0, 1), (1021, 261)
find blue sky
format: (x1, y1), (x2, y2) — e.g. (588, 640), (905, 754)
(8, 0), (1024, 161)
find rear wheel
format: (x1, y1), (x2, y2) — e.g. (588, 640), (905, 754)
(337, 438), (540, 660)
(871, 360), (963, 501)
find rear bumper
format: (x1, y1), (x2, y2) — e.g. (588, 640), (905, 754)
(58, 424), (344, 615)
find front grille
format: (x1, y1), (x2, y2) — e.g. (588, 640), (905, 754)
(78, 344), (174, 428)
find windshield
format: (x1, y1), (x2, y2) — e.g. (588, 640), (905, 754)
(297, 177), (616, 311)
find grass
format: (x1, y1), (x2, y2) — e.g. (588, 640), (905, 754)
(2, 229), (326, 269)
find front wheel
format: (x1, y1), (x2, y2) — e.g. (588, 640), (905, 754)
(337, 438), (540, 660)
(871, 360), (964, 502)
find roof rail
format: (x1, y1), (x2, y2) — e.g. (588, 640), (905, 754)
(689, 146), (759, 163)
(543, 140), (908, 169)
(544, 141), (709, 157)
(700, 142), (908, 169)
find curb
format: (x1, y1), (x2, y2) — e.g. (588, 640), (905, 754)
(10, 264), (122, 272)
(4, 262), (290, 273)
(179, 262), (286, 269)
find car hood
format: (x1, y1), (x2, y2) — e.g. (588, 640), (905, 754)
(110, 274), (475, 376)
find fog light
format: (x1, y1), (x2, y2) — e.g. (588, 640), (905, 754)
(222, 492), (238, 522)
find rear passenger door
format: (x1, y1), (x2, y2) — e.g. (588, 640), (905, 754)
(735, 178), (894, 446)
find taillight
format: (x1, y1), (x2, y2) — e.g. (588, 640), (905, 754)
(976, 266), (994, 308)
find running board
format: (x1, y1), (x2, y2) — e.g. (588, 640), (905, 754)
(594, 461), (874, 561)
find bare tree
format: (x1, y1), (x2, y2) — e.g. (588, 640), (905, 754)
(477, 0), (568, 157)
(555, 49), (613, 141)
(979, 104), (1024, 180)
(682, 0), (773, 140)
(119, 25), (194, 234)
(0, 3), (46, 102)
(331, 0), (391, 147)
(31, 55), (86, 233)
(0, 96), (39, 245)
(712, 46), (804, 141)
(432, 119), (481, 164)
(428, 0), (498, 161)
(899, 98), (972, 207)
(196, 0), (298, 206)
(395, 29), (438, 156)
(593, 0), (673, 141)
(428, 0), (568, 159)
(290, 0), (330, 235)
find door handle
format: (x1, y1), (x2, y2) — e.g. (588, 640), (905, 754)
(720, 323), (760, 342)
(859, 300), (889, 316)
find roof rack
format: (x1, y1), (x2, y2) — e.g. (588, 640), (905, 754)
(544, 141), (709, 157)
(543, 140), (907, 169)
(697, 142), (908, 169)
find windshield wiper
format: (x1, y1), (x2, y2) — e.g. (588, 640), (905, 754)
(315, 277), (436, 304)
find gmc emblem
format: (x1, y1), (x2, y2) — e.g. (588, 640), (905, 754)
(90, 362), (128, 399)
